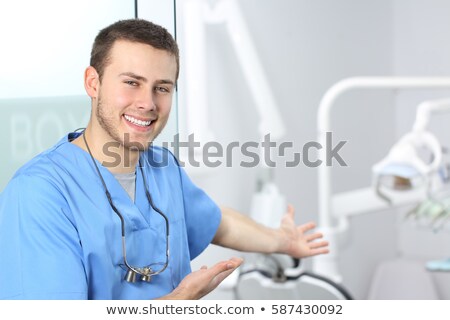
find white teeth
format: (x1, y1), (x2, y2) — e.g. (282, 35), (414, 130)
(124, 115), (152, 127)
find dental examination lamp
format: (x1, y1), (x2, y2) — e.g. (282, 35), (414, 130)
(373, 98), (450, 203)
(372, 130), (442, 203)
(314, 77), (450, 283)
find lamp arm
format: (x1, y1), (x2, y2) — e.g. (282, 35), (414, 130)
(413, 98), (450, 132)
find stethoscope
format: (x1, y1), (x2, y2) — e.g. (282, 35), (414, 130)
(82, 131), (170, 283)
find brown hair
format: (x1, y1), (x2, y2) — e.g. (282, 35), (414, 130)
(90, 19), (179, 81)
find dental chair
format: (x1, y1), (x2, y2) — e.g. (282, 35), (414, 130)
(235, 253), (353, 300)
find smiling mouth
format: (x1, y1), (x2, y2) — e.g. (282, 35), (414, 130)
(123, 114), (153, 127)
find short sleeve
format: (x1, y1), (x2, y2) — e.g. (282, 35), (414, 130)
(177, 166), (222, 260)
(0, 174), (87, 299)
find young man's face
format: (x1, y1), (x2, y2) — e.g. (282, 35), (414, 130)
(93, 40), (177, 150)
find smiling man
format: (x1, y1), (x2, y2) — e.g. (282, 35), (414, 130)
(72, 39), (176, 171)
(0, 19), (328, 300)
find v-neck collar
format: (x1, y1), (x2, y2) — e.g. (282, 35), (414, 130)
(63, 133), (155, 230)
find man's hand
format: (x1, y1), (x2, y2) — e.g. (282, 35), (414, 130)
(278, 205), (329, 258)
(159, 257), (243, 300)
(213, 206), (329, 258)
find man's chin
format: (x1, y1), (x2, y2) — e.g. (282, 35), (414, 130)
(123, 141), (152, 152)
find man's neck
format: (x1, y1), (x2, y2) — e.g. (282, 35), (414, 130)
(71, 126), (139, 174)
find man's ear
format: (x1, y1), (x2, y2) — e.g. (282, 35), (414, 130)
(84, 66), (100, 98)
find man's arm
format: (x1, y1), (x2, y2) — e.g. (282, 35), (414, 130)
(0, 175), (87, 299)
(212, 205), (329, 258)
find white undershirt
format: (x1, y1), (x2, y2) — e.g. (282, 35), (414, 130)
(113, 171), (136, 202)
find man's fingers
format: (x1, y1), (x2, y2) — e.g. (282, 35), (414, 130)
(297, 222), (316, 233)
(305, 232), (324, 242)
(205, 257), (244, 288)
(207, 257), (243, 276)
(285, 204), (295, 219)
(310, 248), (330, 256)
(210, 266), (237, 288)
(228, 257), (244, 267)
(309, 240), (329, 249)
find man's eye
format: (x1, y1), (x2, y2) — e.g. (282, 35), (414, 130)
(155, 86), (170, 93)
(125, 80), (138, 86)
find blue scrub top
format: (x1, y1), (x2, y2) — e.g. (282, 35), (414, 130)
(0, 133), (222, 299)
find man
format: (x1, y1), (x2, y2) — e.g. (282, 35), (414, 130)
(0, 19), (328, 299)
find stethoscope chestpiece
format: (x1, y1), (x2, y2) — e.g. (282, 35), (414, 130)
(140, 274), (152, 282)
(140, 267), (153, 282)
(124, 267), (153, 283)
(125, 269), (138, 283)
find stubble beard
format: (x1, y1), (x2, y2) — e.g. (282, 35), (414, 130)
(96, 96), (161, 152)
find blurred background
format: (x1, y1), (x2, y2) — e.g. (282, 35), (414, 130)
(2, 0), (450, 299)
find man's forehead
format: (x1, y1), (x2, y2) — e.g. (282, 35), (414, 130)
(107, 40), (177, 79)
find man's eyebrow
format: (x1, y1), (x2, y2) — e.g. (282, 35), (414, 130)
(156, 79), (175, 86)
(119, 72), (148, 82)
(119, 72), (174, 85)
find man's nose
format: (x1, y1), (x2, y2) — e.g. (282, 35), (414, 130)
(136, 89), (156, 111)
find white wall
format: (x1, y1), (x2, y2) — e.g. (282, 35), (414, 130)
(176, 0), (397, 299)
